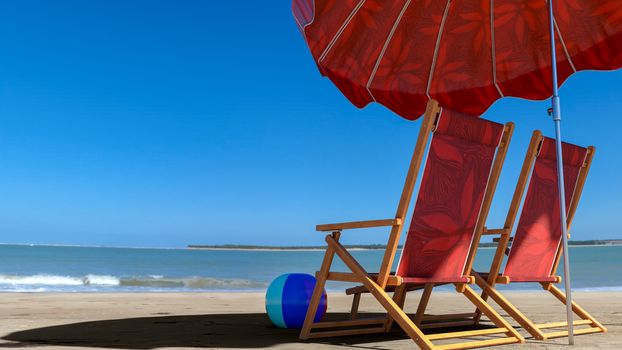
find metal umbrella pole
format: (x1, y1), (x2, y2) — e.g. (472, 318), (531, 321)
(547, 0), (574, 344)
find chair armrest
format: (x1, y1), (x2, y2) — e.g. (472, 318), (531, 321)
(316, 219), (402, 232)
(493, 237), (514, 243)
(482, 227), (510, 236)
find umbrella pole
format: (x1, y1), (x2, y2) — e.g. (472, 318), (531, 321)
(548, 0), (574, 345)
(553, 115), (575, 345)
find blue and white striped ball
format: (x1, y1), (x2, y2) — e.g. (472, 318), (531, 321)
(265, 273), (327, 329)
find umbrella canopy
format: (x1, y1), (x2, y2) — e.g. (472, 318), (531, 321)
(293, 0), (622, 119)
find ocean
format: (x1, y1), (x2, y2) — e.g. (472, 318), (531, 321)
(0, 244), (619, 292)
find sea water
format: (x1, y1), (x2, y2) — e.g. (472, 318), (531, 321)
(0, 244), (619, 292)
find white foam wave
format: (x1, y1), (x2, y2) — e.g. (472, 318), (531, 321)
(83, 275), (120, 286)
(0, 274), (120, 286)
(0, 274), (84, 286)
(0, 274), (266, 291)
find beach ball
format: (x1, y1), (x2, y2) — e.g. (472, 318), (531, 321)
(265, 273), (327, 329)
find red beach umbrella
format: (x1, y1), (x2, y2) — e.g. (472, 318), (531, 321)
(293, 0), (622, 343)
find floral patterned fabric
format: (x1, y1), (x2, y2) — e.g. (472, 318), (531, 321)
(293, 0), (622, 119)
(503, 138), (588, 282)
(396, 110), (504, 281)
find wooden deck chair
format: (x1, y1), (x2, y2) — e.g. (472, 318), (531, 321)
(472, 131), (607, 340)
(300, 100), (524, 350)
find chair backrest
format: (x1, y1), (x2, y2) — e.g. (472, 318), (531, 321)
(503, 137), (591, 282)
(396, 109), (508, 283)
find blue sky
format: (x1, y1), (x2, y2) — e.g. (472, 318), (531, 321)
(0, 1), (620, 248)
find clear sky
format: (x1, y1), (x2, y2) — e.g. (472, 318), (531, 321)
(0, 1), (620, 248)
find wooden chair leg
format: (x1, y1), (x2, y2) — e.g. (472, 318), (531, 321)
(460, 284), (525, 343)
(414, 283), (433, 326)
(473, 274), (489, 324)
(473, 305), (484, 324)
(300, 240), (336, 340)
(474, 274), (546, 340)
(473, 276), (498, 324)
(545, 284), (608, 333)
(384, 284), (407, 332)
(307, 238), (524, 349)
(350, 293), (361, 320)
(473, 275), (607, 341)
(327, 236), (435, 350)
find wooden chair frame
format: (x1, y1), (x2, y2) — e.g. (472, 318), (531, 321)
(300, 100), (524, 350)
(471, 131), (607, 340)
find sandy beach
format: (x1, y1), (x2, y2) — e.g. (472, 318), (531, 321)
(0, 291), (618, 349)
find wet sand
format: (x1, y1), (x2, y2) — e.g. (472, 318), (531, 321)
(0, 291), (619, 349)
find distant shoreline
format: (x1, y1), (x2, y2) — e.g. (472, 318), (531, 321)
(0, 240), (620, 252)
(188, 240), (622, 251)
(186, 245), (384, 252)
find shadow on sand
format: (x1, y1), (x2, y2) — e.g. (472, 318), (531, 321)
(2, 312), (417, 349)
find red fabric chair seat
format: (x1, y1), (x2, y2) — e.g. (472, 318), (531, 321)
(396, 110), (504, 282)
(503, 138), (588, 282)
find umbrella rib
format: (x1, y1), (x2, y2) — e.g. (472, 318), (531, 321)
(318, 0), (367, 64)
(491, 0), (504, 97)
(426, 0), (451, 99)
(366, 0), (413, 102)
(554, 18), (577, 73)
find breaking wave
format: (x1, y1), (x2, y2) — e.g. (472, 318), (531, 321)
(0, 274), (266, 292)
